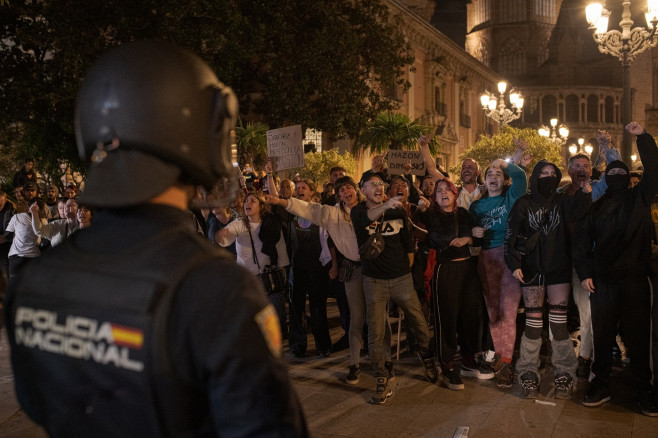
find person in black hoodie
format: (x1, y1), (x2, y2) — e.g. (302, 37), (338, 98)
(573, 122), (658, 416)
(505, 159), (591, 400)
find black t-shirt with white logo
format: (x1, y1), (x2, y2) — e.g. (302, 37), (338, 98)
(350, 202), (414, 279)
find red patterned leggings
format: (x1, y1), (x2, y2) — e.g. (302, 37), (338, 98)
(477, 246), (522, 360)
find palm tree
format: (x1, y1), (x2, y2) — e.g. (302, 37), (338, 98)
(235, 120), (269, 168)
(353, 111), (441, 155)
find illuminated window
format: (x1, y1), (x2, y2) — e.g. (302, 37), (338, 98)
(305, 128), (322, 153)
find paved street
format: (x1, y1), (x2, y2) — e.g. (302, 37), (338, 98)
(0, 299), (656, 437)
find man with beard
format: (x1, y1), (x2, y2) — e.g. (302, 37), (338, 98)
(456, 158), (484, 209)
(44, 185), (60, 219)
(558, 136), (620, 380)
(573, 122), (658, 416)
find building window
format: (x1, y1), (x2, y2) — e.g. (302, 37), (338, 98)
(524, 95), (539, 123)
(566, 94), (579, 123)
(605, 96), (614, 123)
(500, 0), (527, 23)
(587, 95), (598, 123)
(383, 74), (402, 102)
(304, 128), (322, 153)
(435, 86), (447, 116)
(535, 0), (556, 19)
(541, 95), (557, 124)
(471, 0), (492, 29)
(497, 38), (526, 76)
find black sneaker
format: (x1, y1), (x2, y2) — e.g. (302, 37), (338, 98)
(583, 380), (611, 407)
(442, 369), (464, 391)
(487, 353), (503, 374)
(519, 372), (539, 399)
(497, 363), (514, 388)
(370, 377), (392, 405)
(554, 372), (574, 400)
(385, 361), (395, 381)
(461, 363), (495, 380)
(576, 357), (592, 379)
(346, 365), (360, 385)
(637, 389), (658, 417)
(422, 357), (438, 383)
(332, 335), (349, 352)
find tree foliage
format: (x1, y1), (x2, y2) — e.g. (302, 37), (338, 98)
(235, 120), (269, 170)
(353, 111), (442, 155)
(289, 149), (357, 187)
(0, 0), (413, 184)
(452, 127), (565, 178)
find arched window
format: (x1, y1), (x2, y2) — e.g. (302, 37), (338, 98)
(587, 95), (598, 123)
(541, 95), (557, 124)
(605, 96), (614, 123)
(565, 94), (579, 123)
(524, 95), (539, 123)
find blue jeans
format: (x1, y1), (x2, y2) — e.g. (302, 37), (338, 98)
(364, 273), (430, 376)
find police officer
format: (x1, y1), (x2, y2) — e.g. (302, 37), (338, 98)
(4, 41), (307, 437)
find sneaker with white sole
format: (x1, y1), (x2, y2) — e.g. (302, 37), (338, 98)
(460, 363), (495, 380)
(583, 379), (611, 407)
(442, 369), (465, 390)
(346, 365), (360, 385)
(370, 377), (392, 405)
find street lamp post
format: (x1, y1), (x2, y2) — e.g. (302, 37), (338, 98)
(569, 138), (595, 156)
(585, 0), (658, 164)
(538, 118), (569, 145)
(480, 81), (524, 126)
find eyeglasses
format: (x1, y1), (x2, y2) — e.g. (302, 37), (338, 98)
(366, 181), (385, 187)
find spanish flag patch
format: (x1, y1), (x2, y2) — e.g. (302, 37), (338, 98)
(254, 304), (282, 358)
(110, 324), (144, 349)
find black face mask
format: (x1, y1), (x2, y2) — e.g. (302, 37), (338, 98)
(606, 173), (630, 192)
(536, 176), (559, 198)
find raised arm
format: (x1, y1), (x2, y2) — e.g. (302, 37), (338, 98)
(628, 122), (658, 202)
(418, 135), (445, 183)
(509, 136), (529, 165)
(29, 202), (54, 239)
(264, 161), (278, 198)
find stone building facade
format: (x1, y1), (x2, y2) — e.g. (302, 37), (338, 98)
(462, 0), (656, 163)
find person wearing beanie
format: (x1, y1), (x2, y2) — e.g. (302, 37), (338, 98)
(573, 122), (658, 416)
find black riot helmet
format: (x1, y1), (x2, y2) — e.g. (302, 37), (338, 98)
(75, 41), (238, 208)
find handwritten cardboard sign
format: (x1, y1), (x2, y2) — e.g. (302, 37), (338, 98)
(267, 125), (304, 170)
(387, 149), (425, 175)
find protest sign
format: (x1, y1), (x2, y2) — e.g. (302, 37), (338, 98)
(267, 125), (304, 170)
(387, 149), (425, 175)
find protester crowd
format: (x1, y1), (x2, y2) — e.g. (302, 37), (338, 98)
(3, 123), (657, 416)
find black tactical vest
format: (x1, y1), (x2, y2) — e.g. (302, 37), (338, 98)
(6, 226), (220, 438)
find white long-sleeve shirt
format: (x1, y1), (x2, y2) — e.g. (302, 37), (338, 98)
(284, 197), (360, 262)
(216, 219), (289, 275)
(31, 217), (77, 247)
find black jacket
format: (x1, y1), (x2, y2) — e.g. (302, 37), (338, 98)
(573, 132), (658, 282)
(505, 160), (591, 278)
(5, 204), (307, 438)
(414, 206), (474, 263)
